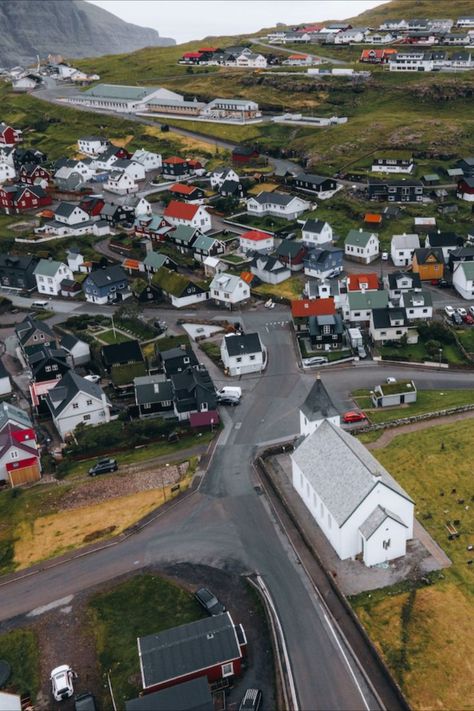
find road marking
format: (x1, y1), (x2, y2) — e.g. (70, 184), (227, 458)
(28, 595), (74, 617)
(323, 612), (371, 711)
(265, 327), (269, 332)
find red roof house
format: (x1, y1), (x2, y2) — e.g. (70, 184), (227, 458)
(0, 184), (52, 215)
(0, 426), (41, 487)
(164, 201), (212, 231)
(169, 183), (204, 201)
(346, 273), (379, 292)
(0, 123), (22, 146)
(291, 298), (335, 319)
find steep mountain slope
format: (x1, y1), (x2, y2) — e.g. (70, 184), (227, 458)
(0, 0), (174, 67)
(348, 0), (474, 24)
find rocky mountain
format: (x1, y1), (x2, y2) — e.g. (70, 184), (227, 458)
(0, 0), (175, 68)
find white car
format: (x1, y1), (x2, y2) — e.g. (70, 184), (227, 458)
(386, 377), (397, 384)
(469, 306), (474, 317)
(84, 374), (101, 384)
(303, 356), (329, 367)
(457, 307), (467, 318)
(444, 305), (455, 317)
(50, 665), (75, 701)
(381, 252), (389, 261)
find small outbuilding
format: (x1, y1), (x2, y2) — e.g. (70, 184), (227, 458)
(371, 380), (417, 408)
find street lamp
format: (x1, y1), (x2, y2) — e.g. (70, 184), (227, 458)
(438, 347), (443, 369)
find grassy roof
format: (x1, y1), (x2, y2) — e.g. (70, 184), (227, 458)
(378, 380), (416, 396)
(152, 267), (208, 296)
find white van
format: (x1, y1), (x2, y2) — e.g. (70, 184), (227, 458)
(31, 300), (49, 309)
(217, 386), (242, 399)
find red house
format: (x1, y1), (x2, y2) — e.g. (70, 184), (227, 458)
(134, 214), (173, 242)
(79, 195), (105, 218)
(162, 156), (191, 178)
(138, 612), (247, 694)
(169, 183), (204, 201)
(346, 272), (380, 292)
(0, 184), (52, 214)
(457, 177), (474, 202)
(0, 426), (41, 487)
(232, 145), (259, 165)
(18, 164), (51, 185)
(0, 122), (22, 146)
(181, 51), (204, 64)
(291, 297), (335, 319)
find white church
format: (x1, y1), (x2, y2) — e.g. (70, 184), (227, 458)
(292, 376), (414, 567)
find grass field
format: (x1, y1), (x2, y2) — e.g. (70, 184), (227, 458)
(0, 628), (40, 700)
(95, 329), (132, 345)
(352, 389), (474, 424)
(254, 277), (303, 301)
(379, 339), (467, 366)
(352, 417), (474, 709)
(89, 574), (205, 706)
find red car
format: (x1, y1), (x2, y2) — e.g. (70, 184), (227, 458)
(343, 411), (367, 424)
(464, 313), (474, 325)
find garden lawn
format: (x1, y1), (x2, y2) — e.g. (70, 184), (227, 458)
(228, 213), (295, 232)
(199, 340), (222, 368)
(254, 277), (303, 301)
(352, 389), (474, 424)
(352, 418), (474, 710)
(95, 329), (132, 345)
(0, 629), (40, 700)
(89, 574), (205, 707)
(379, 340), (466, 366)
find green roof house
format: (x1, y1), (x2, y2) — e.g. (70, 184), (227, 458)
(152, 268), (209, 308)
(344, 228), (380, 264)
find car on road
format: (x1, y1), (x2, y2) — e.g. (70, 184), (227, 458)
(343, 411), (367, 424)
(386, 377), (397, 384)
(239, 688), (263, 711)
(194, 587), (226, 616)
(464, 313), (474, 325)
(217, 395), (240, 406)
(75, 692), (97, 711)
(303, 356), (328, 367)
(457, 307), (467, 318)
(217, 386), (242, 399)
(264, 299), (275, 309)
(88, 458), (118, 477)
(444, 305), (455, 317)
(469, 306), (474, 317)
(51, 665), (75, 701)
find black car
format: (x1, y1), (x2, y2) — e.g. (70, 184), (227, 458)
(239, 689), (263, 711)
(88, 458), (118, 477)
(160, 124), (170, 132)
(216, 396), (240, 406)
(194, 587), (226, 616)
(438, 279), (450, 288)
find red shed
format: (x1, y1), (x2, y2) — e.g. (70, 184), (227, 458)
(138, 612), (247, 694)
(232, 145), (259, 164)
(0, 123), (22, 146)
(457, 177), (474, 202)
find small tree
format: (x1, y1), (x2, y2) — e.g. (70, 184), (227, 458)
(425, 339), (443, 358)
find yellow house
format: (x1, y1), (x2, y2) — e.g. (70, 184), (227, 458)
(412, 247), (444, 281)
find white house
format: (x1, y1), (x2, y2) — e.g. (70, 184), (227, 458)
(390, 233), (420, 267)
(77, 136), (109, 156)
(0, 361), (12, 397)
(299, 375), (340, 438)
(0, 162), (16, 183)
(68, 84), (184, 113)
(247, 192), (310, 220)
(210, 167), (240, 189)
(104, 171), (138, 195)
(453, 261), (474, 300)
(235, 52), (267, 68)
(239, 229), (274, 253)
(334, 28), (367, 43)
(220, 332), (265, 376)
(345, 291), (389, 324)
(54, 202), (90, 226)
(45, 371), (112, 440)
(132, 148), (162, 171)
(163, 201), (212, 233)
(401, 290), (433, 320)
(111, 159), (146, 182)
(345, 229), (380, 264)
(60, 333), (91, 366)
(369, 307), (411, 344)
(251, 255), (291, 284)
(210, 273), (250, 308)
(292, 418), (414, 566)
(301, 219), (333, 246)
(386, 271), (422, 301)
(33, 259), (74, 296)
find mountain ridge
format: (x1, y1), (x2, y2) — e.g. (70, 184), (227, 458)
(0, 0), (175, 68)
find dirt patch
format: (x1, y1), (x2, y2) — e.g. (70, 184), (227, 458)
(60, 462), (188, 511)
(83, 526), (116, 543)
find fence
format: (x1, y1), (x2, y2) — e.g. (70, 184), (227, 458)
(355, 403), (474, 435)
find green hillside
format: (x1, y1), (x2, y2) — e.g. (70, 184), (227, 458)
(348, 0), (474, 24)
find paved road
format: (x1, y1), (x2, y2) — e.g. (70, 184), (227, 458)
(250, 38), (346, 65)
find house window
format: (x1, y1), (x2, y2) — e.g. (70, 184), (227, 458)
(73, 403), (79, 409)
(52, 364), (58, 371)
(143, 403), (151, 409)
(10, 450), (19, 459)
(201, 402), (208, 412)
(162, 400), (171, 407)
(236, 357), (242, 363)
(383, 539), (391, 550)
(45, 365), (51, 372)
(86, 399), (92, 406)
(83, 414), (91, 421)
(221, 662), (234, 677)
(249, 355), (255, 361)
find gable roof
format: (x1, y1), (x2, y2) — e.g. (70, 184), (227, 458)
(85, 265), (127, 288)
(359, 505), (407, 540)
(347, 290), (389, 311)
(391, 234), (420, 250)
(138, 612), (241, 689)
(413, 247), (444, 264)
(0, 401), (32, 431)
(345, 229), (378, 248)
(300, 376), (338, 422)
(134, 375), (173, 406)
(291, 298), (335, 318)
(387, 271), (422, 290)
(152, 267), (207, 298)
(459, 262), (474, 281)
(251, 191), (298, 207)
(125, 677), (213, 711)
(15, 315), (54, 345)
(164, 201), (201, 220)
(427, 231), (463, 248)
(46, 371), (107, 416)
(83, 83), (161, 101)
(143, 252), (169, 270)
(302, 218), (329, 234)
(347, 273), (379, 292)
(275, 241), (305, 259)
(102, 340), (143, 367)
(55, 202), (83, 218)
(371, 307), (407, 329)
(169, 183), (199, 196)
(33, 258), (65, 277)
(292, 419), (413, 526)
(240, 229), (272, 242)
(210, 273), (244, 294)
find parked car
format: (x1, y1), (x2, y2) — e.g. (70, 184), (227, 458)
(469, 305), (474, 317)
(167, 431), (179, 443)
(154, 319), (167, 334)
(75, 692), (97, 711)
(217, 395), (240, 406)
(386, 377), (397, 384)
(303, 356), (329, 367)
(88, 458), (118, 476)
(194, 587), (226, 616)
(452, 311), (463, 325)
(464, 313), (474, 325)
(239, 688), (263, 711)
(357, 345), (367, 359)
(264, 299), (275, 309)
(343, 411), (367, 424)
(217, 386), (241, 399)
(457, 307), (467, 318)
(50, 665), (75, 702)
(381, 252), (389, 261)
(444, 305), (455, 317)
(84, 374), (101, 384)
(438, 279), (449, 288)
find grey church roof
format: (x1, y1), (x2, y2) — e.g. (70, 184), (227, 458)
(300, 376), (338, 422)
(291, 419), (413, 526)
(359, 505), (407, 539)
